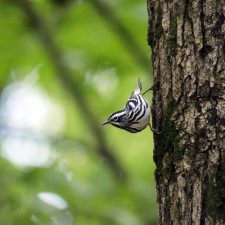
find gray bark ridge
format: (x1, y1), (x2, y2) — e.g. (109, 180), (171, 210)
(148, 0), (225, 224)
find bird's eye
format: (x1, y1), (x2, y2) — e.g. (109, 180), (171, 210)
(114, 116), (118, 121)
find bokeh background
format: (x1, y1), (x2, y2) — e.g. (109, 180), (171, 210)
(0, 0), (156, 224)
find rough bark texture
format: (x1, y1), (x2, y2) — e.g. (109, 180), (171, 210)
(147, 0), (225, 224)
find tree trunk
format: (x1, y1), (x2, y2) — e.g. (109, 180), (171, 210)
(147, 0), (225, 224)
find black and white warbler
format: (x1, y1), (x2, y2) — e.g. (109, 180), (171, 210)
(102, 79), (153, 133)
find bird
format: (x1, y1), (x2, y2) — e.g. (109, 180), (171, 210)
(102, 79), (152, 133)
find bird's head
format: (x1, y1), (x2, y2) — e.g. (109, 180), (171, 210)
(102, 110), (128, 128)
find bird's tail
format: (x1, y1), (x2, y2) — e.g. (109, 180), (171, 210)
(133, 78), (142, 95)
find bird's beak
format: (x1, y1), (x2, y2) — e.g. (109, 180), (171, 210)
(102, 120), (110, 125)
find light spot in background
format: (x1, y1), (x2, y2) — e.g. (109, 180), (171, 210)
(0, 83), (65, 135)
(50, 212), (73, 225)
(57, 159), (75, 182)
(0, 73), (65, 167)
(85, 67), (118, 96)
(37, 192), (68, 210)
(1, 136), (52, 167)
(31, 214), (41, 224)
(63, 50), (89, 71)
(106, 207), (141, 225)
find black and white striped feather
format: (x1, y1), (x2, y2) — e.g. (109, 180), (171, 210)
(103, 79), (150, 133)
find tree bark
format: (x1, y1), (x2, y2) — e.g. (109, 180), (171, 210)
(147, 0), (225, 224)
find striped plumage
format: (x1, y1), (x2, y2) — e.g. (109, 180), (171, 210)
(102, 79), (150, 133)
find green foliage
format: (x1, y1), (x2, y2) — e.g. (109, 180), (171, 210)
(0, 1), (156, 225)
